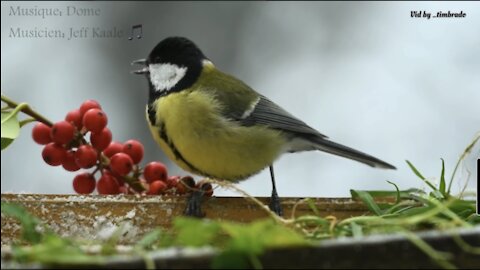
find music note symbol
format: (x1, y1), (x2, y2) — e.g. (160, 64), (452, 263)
(128, 24), (143, 40)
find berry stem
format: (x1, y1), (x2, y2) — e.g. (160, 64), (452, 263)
(1, 94), (53, 126)
(91, 164), (102, 176)
(94, 153), (108, 176)
(19, 118), (37, 127)
(132, 165), (142, 179)
(122, 175), (146, 192)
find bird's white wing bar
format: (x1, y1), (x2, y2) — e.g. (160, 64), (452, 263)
(241, 97), (261, 119)
(240, 95), (327, 138)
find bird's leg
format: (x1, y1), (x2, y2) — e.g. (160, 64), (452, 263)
(183, 189), (205, 218)
(268, 165), (283, 216)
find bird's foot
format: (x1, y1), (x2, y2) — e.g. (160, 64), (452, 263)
(183, 190), (205, 218)
(269, 189), (283, 216)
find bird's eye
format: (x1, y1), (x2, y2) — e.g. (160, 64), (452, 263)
(154, 57), (161, 62)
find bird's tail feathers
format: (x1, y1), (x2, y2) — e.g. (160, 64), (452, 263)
(311, 138), (396, 169)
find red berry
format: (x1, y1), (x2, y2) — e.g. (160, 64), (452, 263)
(50, 121), (75, 145)
(82, 109), (108, 134)
(176, 176), (195, 194)
(90, 128), (112, 150)
(32, 122), (52, 145)
(109, 153), (133, 176)
(166, 175), (180, 188)
(65, 109), (82, 130)
(42, 143), (66, 166)
(79, 99), (101, 117)
(103, 169), (125, 186)
(73, 173), (96, 194)
(62, 150), (80, 172)
(119, 186), (132, 194)
(97, 174), (120, 195)
(75, 145), (98, 168)
(143, 161), (168, 183)
(122, 140), (144, 164)
(103, 141), (123, 158)
(147, 180), (168, 195)
(196, 180), (214, 197)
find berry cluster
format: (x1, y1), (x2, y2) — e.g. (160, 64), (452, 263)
(31, 99), (213, 197)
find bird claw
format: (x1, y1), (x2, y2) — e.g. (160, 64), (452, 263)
(269, 189), (283, 216)
(183, 191), (205, 218)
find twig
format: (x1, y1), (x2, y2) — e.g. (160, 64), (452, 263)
(1, 94), (53, 126)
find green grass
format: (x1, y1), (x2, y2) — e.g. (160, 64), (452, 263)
(2, 134), (479, 269)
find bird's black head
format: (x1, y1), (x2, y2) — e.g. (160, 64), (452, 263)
(132, 37), (209, 103)
(148, 37), (206, 67)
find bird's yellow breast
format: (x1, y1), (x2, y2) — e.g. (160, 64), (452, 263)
(147, 90), (287, 181)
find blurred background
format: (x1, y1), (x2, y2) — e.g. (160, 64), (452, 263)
(1, 1), (479, 197)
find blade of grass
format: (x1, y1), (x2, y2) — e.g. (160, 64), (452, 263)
(447, 133), (480, 194)
(383, 201), (417, 215)
(350, 190), (383, 215)
(350, 189), (422, 199)
(305, 198), (320, 216)
(293, 215), (331, 227)
(439, 158), (446, 198)
(401, 231), (456, 269)
(451, 233), (480, 255)
(386, 181), (401, 204)
(350, 222), (363, 238)
(406, 160), (439, 192)
(406, 160), (426, 180)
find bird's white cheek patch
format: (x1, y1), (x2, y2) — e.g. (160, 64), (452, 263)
(149, 63), (187, 92)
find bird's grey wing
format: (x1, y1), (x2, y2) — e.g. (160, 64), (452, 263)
(238, 95), (327, 139)
(212, 81), (396, 169)
(238, 95), (396, 169)
(201, 69), (326, 138)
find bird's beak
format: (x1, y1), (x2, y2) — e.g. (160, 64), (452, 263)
(131, 58), (149, 74)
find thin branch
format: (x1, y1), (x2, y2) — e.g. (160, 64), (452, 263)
(1, 94), (53, 126)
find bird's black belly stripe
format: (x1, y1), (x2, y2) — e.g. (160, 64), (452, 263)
(158, 122), (213, 178)
(147, 104), (156, 126)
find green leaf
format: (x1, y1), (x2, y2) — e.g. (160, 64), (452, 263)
(173, 217), (221, 247)
(12, 234), (104, 265)
(136, 228), (163, 249)
(1, 138), (14, 150)
(1, 202), (42, 244)
(220, 219), (307, 255)
(1, 111), (20, 139)
(350, 190), (383, 216)
(1, 111), (20, 150)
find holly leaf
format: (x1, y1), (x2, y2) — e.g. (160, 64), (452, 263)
(1, 111), (20, 150)
(1, 138), (14, 150)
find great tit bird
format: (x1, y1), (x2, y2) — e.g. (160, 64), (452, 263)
(132, 36), (396, 216)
